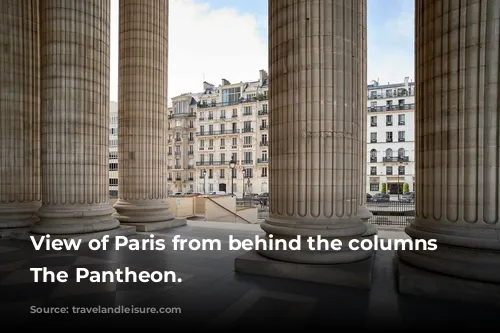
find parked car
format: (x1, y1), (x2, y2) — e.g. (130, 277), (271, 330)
(367, 193), (372, 202)
(371, 193), (390, 203)
(399, 192), (415, 203)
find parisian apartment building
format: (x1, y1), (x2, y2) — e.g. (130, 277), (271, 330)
(108, 75), (414, 198)
(366, 77), (415, 195)
(167, 70), (269, 197)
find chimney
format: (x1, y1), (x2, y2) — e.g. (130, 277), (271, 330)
(259, 69), (268, 84)
(404, 76), (409, 86)
(221, 78), (231, 86)
(203, 81), (214, 91)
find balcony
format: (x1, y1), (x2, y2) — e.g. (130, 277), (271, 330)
(187, 150), (194, 155)
(370, 139), (377, 143)
(241, 160), (253, 165)
(383, 156), (409, 162)
(174, 165), (182, 169)
(174, 151), (181, 156)
(258, 110), (268, 116)
(197, 129), (241, 136)
(386, 138), (393, 142)
(260, 125), (268, 130)
(367, 103), (415, 112)
(242, 128), (254, 133)
(242, 112), (252, 116)
(260, 141), (268, 146)
(167, 177), (172, 180)
(398, 137), (405, 142)
(370, 157), (377, 163)
(175, 177), (182, 181)
(370, 123), (377, 127)
(187, 165), (194, 169)
(257, 158), (268, 163)
(386, 122), (393, 126)
(196, 161), (228, 166)
(398, 121), (406, 125)
(187, 177), (194, 181)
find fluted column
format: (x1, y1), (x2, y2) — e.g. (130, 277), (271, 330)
(399, 0), (500, 283)
(259, 0), (370, 264)
(0, 0), (41, 229)
(32, 0), (119, 234)
(113, 0), (174, 224)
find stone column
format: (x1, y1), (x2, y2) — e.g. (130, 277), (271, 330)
(399, 0), (500, 284)
(113, 0), (175, 226)
(0, 0), (41, 229)
(260, 0), (370, 264)
(32, 0), (119, 234)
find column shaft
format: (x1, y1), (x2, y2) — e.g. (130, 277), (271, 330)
(400, 0), (500, 282)
(113, 0), (174, 223)
(0, 0), (41, 228)
(32, 0), (118, 234)
(260, 0), (370, 264)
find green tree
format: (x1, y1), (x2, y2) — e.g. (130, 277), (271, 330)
(381, 183), (387, 194)
(403, 183), (409, 194)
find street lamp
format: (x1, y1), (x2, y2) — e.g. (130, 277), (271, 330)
(242, 169), (246, 198)
(202, 169), (207, 194)
(229, 159), (236, 196)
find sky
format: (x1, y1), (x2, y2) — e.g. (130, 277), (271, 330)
(109, 0), (415, 104)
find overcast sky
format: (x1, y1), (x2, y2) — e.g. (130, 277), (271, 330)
(109, 0), (415, 105)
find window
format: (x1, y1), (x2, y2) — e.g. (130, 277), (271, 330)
(220, 110), (225, 118)
(261, 119), (267, 129)
(232, 168), (237, 178)
(232, 109), (237, 117)
(370, 149), (377, 162)
(200, 155), (205, 163)
(209, 154), (214, 164)
(386, 115), (393, 126)
(220, 169), (225, 178)
(220, 153), (225, 163)
(209, 169), (213, 178)
(386, 166), (393, 175)
(189, 120), (194, 128)
(370, 101), (377, 107)
(232, 183), (237, 193)
(386, 132), (393, 142)
(244, 136), (252, 145)
(386, 148), (393, 158)
(244, 152), (252, 163)
(261, 134), (268, 144)
(109, 163), (118, 171)
(208, 111), (213, 120)
(399, 166), (405, 175)
(200, 125), (204, 135)
(209, 184), (214, 192)
(370, 184), (379, 191)
(232, 122), (237, 133)
(232, 137), (237, 146)
(168, 147), (172, 154)
(243, 106), (252, 115)
(199, 139), (205, 148)
(232, 152), (237, 162)
(189, 132), (194, 141)
(222, 87), (241, 106)
(243, 121), (252, 132)
(398, 148), (405, 158)
(220, 138), (225, 147)
(209, 139), (214, 147)
(370, 132), (377, 142)
(370, 166), (376, 175)
(220, 123), (225, 132)
(261, 167), (268, 177)
(370, 116), (377, 127)
(189, 145), (193, 153)
(261, 151), (268, 161)
(109, 178), (118, 185)
(398, 131), (405, 142)
(199, 112), (204, 120)
(244, 168), (253, 178)
(262, 104), (268, 113)
(398, 114), (405, 125)
(208, 124), (213, 134)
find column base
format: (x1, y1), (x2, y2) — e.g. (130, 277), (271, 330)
(113, 199), (175, 224)
(0, 202), (41, 229)
(32, 203), (119, 235)
(258, 216), (372, 264)
(235, 250), (375, 289)
(9, 225), (136, 243)
(395, 252), (500, 307)
(122, 218), (187, 232)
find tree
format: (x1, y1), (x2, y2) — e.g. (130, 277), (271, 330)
(381, 183), (387, 194)
(403, 182), (409, 194)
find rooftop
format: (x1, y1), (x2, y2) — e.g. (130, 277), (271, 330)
(0, 221), (497, 329)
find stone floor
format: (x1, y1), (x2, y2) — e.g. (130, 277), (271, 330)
(0, 222), (498, 329)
